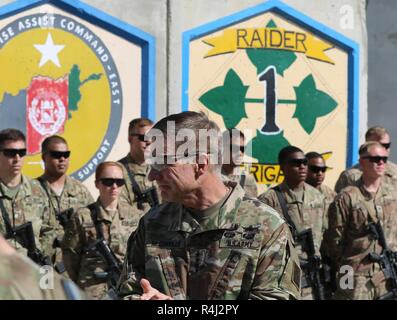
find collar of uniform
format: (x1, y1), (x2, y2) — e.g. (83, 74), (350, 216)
(95, 199), (119, 222)
(184, 181), (243, 232)
(357, 177), (388, 201)
(385, 161), (397, 178)
(38, 175), (77, 197)
(150, 182), (244, 233)
(278, 181), (306, 203)
(0, 175), (32, 199)
(121, 153), (150, 175)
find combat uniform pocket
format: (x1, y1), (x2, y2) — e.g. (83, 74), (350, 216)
(280, 240), (301, 299)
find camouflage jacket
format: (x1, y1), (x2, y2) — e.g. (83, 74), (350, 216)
(325, 178), (397, 277)
(0, 175), (48, 253)
(62, 199), (138, 299)
(118, 153), (160, 211)
(319, 184), (336, 231)
(0, 252), (85, 300)
(118, 182), (301, 300)
(221, 167), (258, 198)
(258, 182), (326, 256)
(36, 176), (94, 270)
(334, 161), (397, 193)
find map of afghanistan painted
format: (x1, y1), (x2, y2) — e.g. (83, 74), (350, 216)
(0, 11), (123, 180)
(0, 64), (101, 154)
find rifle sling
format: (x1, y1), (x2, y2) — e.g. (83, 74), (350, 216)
(37, 177), (62, 218)
(119, 160), (145, 207)
(88, 203), (105, 241)
(273, 186), (298, 238)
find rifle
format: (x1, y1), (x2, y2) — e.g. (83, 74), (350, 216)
(92, 238), (123, 294)
(9, 221), (51, 266)
(135, 186), (160, 208)
(296, 229), (326, 300)
(367, 221), (397, 300)
(55, 208), (74, 230)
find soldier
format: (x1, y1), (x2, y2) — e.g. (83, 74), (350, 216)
(36, 135), (94, 275)
(118, 118), (160, 213)
(326, 141), (397, 299)
(0, 129), (49, 259)
(335, 126), (397, 193)
(221, 128), (258, 197)
(62, 161), (137, 299)
(258, 146), (326, 299)
(118, 111), (301, 300)
(0, 234), (85, 300)
(305, 151), (337, 298)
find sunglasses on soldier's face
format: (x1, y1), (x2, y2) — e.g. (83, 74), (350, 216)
(99, 178), (125, 187)
(0, 148), (27, 158)
(361, 156), (388, 164)
(130, 133), (146, 142)
(287, 158), (308, 167)
(48, 151), (71, 159)
(308, 165), (327, 173)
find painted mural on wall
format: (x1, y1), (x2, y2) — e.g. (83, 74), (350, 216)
(0, 1), (154, 184)
(183, 1), (359, 189)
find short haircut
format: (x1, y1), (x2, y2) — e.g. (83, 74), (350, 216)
(305, 152), (324, 161)
(95, 161), (123, 180)
(0, 128), (25, 149)
(365, 126), (389, 141)
(278, 145), (304, 164)
(359, 141), (383, 157)
(128, 118), (153, 135)
(41, 135), (68, 154)
(152, 111), (223, 172)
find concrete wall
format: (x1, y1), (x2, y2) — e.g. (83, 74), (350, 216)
(367, 0), (397, 162)
(0, 0), (369, 160)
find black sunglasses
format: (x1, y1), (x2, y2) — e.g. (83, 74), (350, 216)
(308, 165), (327, 173)
(99, 178), (125, 187)
(381, 143), (391, 149)
(361, 156), (388, 164)
(287, 158), (308, 167)
(0, 148), (27, 158)
(130, 134), (146, 142)
(230, 145), (245, 153)
(48, 151), (71, 159)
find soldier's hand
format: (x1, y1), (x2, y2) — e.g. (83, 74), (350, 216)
(140, 278), (173, 300)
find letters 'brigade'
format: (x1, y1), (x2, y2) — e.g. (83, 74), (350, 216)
(259, 146), (326, 300)
(221, 128), (258, 198)
(326, 141), (397, 300)
(35, 135), (94, 275)
(335, 126), (397, 193)
(62, 162), (137, 299)
(118, 111), (301, 300)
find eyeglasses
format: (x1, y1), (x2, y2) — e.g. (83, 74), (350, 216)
(308, 165), (327, 173)
(99, 178), (125, 187)
(48, 150), (71, 159)
(381, 143), (391, 150)
(0, 148), (27, 158)
(286, 158), (308, 167)
(130, 134), (146, 142)
(231, 145), (245, 153)
(361, 156), (388, 164)
(149, 152), (202, 172)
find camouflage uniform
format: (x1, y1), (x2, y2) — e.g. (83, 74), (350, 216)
(62, 199), (139, 299)
(221, 167), (258, 198)
(334, 161), (397, 193)
(0, 175), (48, 254)
(258, 182), (326, 299)
(118, 153), (160, 210)
(0, 252), (85, 300)
(118, 182), (301, 300)
(325, 178), (397, 299)
(36, 175), (94, 273)
(319, 184), (336, 231)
